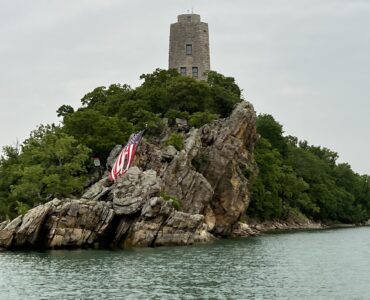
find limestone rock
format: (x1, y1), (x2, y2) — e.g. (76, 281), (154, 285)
(232, 222), (259, 237)
(15, 202), (53, 246)
(0, 220), (9, 231)
(46, 200), (115, 248)
(203, 205), (216, 231)
(0, 216), (23, 248)
(0, 203), (53, 248)
(162, 129), (214, 214)
(137, 101), (257, 236)
(154, 211), (205, 246)
(124, 197), (212, 248)
(112, 167), (161, 215)
(82, 177), (113, 201)
(159, 102), (257, 235)
(123, 198), (173, 247)
(175, 118), (188, 131)
(161, 145), (178, 162)
(199, 101), (257, 235)
(0, 199), (114, 249)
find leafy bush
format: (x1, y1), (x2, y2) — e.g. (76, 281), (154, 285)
(164, 133), (184, 151)
(160, 191), (181, 210)
(189, 111), (218, 128)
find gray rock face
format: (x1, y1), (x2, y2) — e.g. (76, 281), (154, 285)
(46, 199), (115, 248)
(82, 177), (113, 201)
(162, 129), (214, 215)
(199, 101), (257, 235)
(123, 197), (208, 248)
(0, 101), (257, 249)
(156, 101), (257, 235)
(175, 118), (188, 131)
(0, 220), (9, 231)
(0, 199), (115, 249)
(112, 167), (160, 215)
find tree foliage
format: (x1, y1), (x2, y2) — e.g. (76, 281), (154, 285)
(0, 125), (90, 220)
(248, 114), (370, 224)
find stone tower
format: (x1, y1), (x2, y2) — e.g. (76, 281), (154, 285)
(169, 14), (210, 80)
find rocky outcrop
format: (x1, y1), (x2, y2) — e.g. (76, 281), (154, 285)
(0, 101), (257, 250)
(247, 219), (325, 232)
(113, 168), (160, 215)
(155, 101), (257, 235)
(0, 199), (114, 249)
(0, 168), (214, 249)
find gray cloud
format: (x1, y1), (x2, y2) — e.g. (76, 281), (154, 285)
(0, 0), (369, 174)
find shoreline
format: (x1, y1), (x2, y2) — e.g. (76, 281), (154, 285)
(232, 219), (368, 238)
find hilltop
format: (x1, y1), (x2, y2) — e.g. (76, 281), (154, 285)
(0, 69), (369, 249)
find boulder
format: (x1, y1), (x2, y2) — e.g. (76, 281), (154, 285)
(0, 199), (115, 249)
(123, 197), (212, 247)
(175, 118), (188, 131)
(112, 167), (161, 215)
(15, 202), (53, 246)
(154, 211), (205, 246)
(232, 222), (259, 237)
(82, 177), (113, 201)
(46, 200), (114, 248)
(0, 216), (23, 248)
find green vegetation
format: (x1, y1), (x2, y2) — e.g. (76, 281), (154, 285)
(160, 191), (182, 210)
(0, 68), (369, 225)
(164, 133), (184, 151)
(0, 125), (90, 219)
(0, 69), (240, 220)
(247, 114), (370, 224)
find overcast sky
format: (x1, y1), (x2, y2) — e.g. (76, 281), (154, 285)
(0, 0), (369, 174)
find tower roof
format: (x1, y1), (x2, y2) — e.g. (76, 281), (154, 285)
(177, 14), (201, 23)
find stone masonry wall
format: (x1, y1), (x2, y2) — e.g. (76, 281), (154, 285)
(169, 14), (210, 80)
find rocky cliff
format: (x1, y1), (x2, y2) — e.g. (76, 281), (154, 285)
(0, 101), (257, 250)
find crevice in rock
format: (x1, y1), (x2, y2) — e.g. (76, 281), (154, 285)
(150, 214), (171, 247)
(98, 213), (122, 248)
(32, 211), (53, 250)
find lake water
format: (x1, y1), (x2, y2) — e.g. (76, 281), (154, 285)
(1, 227), (370, 299)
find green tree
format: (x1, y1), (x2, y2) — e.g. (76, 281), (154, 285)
(63, 109), (133, 160)
(256, 114), (287, 156)
(207, 71), (242, 117)
(56, 105), (74, 118)
(0, 126), (91, 219)
(248, 138), (283, 219)
(189, 111), (218, 128)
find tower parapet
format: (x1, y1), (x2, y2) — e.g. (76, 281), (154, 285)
(169, 14), (210, 80)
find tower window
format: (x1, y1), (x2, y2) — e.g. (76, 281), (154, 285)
(192, 67), (198, 78)
(180, 67), (187, 76)
(186, 44), (192, 55)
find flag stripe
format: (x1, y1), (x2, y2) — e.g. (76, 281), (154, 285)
(110, 130), (144, 181)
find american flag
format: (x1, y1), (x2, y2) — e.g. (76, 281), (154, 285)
(109, 130), (144, 181)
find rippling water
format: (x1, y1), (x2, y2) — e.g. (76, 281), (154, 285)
(1, 227), (370, 299)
